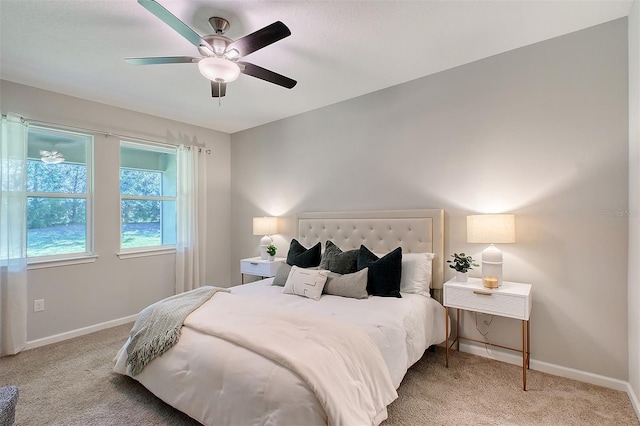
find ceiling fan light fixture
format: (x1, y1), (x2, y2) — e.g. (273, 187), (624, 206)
(224, 49), (240, 60)
(198, 57), (240, 83)
(41, 155), (65, 164)
(197, 44), (214, 57)
(39, 150), (65, 164)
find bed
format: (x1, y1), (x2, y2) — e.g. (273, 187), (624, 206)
(113, 209), (447, 426)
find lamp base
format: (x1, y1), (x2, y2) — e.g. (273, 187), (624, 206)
(482, 244), (503, 287)
(483, 276), (499, 288)
(259, 235), (272, 260)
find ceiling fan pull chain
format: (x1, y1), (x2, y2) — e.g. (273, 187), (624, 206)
(218, 80), (222, 107)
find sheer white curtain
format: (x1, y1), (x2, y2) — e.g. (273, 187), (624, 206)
(0, 114), (28, 356)
(175, 145), (208, 294)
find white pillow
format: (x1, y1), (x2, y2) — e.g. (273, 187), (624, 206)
(283, 266), (329, 301)
(376, 251), (434, 297)
(400, 252), (434, 297)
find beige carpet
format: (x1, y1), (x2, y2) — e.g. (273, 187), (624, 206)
(0, 323), (638, 426)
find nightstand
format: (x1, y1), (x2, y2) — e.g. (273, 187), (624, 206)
(443, 277), (532, 390)
(240, 257), (285, 283)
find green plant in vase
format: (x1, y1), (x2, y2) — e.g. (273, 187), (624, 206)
(266, 244), (277, 259)
(447, 253), (478, 282)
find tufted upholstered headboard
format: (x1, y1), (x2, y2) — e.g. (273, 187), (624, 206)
(297, 209), (445, 293)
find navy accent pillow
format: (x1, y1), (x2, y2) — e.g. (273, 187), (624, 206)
(286, 239), (321, 268)
(319, 240), (358, 274)
(357, 245), (402, 298)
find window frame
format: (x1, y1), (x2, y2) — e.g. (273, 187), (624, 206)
(26, 125), (94, 265)
(118, 140), (177, 254)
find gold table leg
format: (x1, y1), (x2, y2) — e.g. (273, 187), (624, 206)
(445, 306), (449, 367)
(456, 309), (460, 351)
(527, 319), (531, 369)
(522, 319), (528, 391)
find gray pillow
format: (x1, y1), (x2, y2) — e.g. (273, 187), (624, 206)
(319, 241), (358, 274)
(323, 268), (369, 299)
(272, 263), (292, 286)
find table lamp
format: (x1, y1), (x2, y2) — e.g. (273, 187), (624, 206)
(467, 214), (515, 288)
(253, 217), (278, 260)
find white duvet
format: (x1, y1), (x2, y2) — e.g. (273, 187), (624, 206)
(114, 279), (447, 426)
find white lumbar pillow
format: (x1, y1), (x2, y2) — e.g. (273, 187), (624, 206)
(283, 266), (329, 301)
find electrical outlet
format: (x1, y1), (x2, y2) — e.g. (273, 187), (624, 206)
(34, 299), (45, 312)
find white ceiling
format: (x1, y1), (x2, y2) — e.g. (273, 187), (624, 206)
(0, 0), (633, 134)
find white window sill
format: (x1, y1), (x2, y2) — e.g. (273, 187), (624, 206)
(117, 247), (176, 260)
(27, 254), (99, 270)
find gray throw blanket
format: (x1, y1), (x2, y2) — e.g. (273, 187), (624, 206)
(126, 286), (229, 376)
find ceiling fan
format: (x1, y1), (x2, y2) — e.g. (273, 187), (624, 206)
(39, 150), (65, 164)
(126, 0), (297, 99)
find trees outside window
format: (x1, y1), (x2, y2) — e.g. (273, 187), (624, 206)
(26, 126), (93, 258)
(120, 141), (177, 249)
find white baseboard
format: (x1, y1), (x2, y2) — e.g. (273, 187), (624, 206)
(460, 341), (639, 419)
(25, 314), (136, 350)
(628, 382), (640, 420)
(458, 341), (629, 391)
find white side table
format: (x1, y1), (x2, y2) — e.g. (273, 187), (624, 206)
(443, 277), (532, 390)
(240, 257), (285, 283)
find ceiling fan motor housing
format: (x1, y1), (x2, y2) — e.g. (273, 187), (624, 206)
(201, 35), (232, 56)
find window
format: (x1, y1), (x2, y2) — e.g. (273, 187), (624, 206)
(120, 141), (177, 250)
(26, 126), (93, 259)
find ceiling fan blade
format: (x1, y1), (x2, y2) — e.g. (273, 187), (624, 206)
(125, 56), (199, 65)
(239, 62), (297, 89)
(138, 0), (208, 49)
(211, 81), (227, 98)
(226, 21), (291, 58)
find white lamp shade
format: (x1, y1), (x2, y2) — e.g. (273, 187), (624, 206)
(467, 214), (515, 244)
(253, 217), (278, 236)
(198, 57), (241, 82)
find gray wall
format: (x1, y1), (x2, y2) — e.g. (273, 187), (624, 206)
(231, 20), (629, 380)
(0, 80), (232, 341)
(629, 0), (640, 403)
